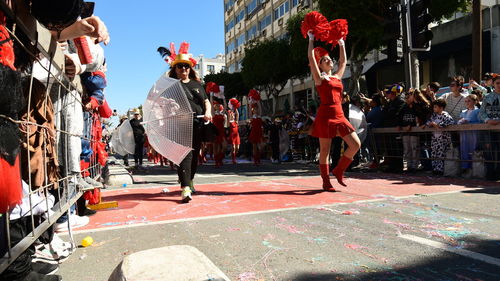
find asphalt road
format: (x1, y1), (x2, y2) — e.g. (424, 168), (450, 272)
(59, 160), (500, 281)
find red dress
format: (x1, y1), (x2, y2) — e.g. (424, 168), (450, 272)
(248, 117), (263, 144)
(213, 114), (226, 144)
(228, 121), (240, 145)
(310, 77), (354, 138)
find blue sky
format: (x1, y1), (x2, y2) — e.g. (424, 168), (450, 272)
(94, 0), (224, 116)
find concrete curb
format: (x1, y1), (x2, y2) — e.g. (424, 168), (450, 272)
(108, 245), (231, 281)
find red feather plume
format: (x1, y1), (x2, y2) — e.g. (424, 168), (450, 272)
(300, 11), (330, 42)
(328, 19), (348, 46)
(179, 42), (190, 54)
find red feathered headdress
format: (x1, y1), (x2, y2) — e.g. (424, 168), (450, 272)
(248, 89), (260, 103)
(228, 98), (240, 110)
(205, 81), (220, 94)
(301, 11), (348, 47)
(168, 42), (197, 68)
(313, 47), (329, 66)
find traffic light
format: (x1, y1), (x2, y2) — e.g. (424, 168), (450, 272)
(408, 0), (433, 50)
(382, 4), (403, 62)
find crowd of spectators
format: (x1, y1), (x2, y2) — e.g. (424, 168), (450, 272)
(235, 73), (499, 181)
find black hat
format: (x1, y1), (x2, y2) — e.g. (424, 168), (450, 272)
(31, 0), (85, 31)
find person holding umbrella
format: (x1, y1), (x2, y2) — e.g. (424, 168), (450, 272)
(167, 42), (212, 203)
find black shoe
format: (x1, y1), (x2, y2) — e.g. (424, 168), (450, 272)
(81, 208), (97, 216)
(31, 262), (59, 275)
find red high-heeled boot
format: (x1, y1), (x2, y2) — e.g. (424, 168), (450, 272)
(332, 156), (352, 187)
(232, 152), (237, 164)
(320, 164), (335, 191)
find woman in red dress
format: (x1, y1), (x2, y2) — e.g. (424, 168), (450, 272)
(247, 91), (263, 165)
(227, 98), (241, 164)
(307, 31), (361, 191)
(212, 104), (227, 167)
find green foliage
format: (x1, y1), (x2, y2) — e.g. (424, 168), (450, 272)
(286, 10), (311, 79)
(430, 0), (471, 21)
(204, 72), (249, 99)
(241, 39), (291, 98)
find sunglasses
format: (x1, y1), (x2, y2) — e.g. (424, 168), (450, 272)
(175, 63), (190, 69)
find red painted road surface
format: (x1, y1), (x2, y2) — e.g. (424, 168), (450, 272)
(79, 174), (495, 231)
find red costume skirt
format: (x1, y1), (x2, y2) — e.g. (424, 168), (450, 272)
(248, 118), (263, 144)
(310, 105), (355, 138)
(227, 121), (240, 145)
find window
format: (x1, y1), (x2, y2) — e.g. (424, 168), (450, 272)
(226, 40), (235, 53)
(236, 10), (245, 24)
(225, 19), (234, 33)
(228, 63), (236, 73)
(258, 14), (272, 31)
(194, 64), (200, 70)
(207, 65), (215, 73)
(236, 33), (246, 47)
(274, 1), (289, 20)
(292, 0), (299, 8)
(246, 0), (257, 15)
(246, 24), (258, 40)
(224, 0), (235, 11)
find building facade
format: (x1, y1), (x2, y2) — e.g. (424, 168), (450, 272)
(193, 54), (226, 81)
(224, 0), (499, 115)
(224, 0), (313, 113)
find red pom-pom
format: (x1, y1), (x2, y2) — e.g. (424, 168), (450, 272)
(328, 19), (348, 46)
(248, 89), (260, 102)
(300, 11), (331, 42)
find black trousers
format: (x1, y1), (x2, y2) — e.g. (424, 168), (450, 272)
(0, 216), (52, 281)
(271, 142), (280, 162)
(134, 140), (144, 166)
(177, 123), (202, 187)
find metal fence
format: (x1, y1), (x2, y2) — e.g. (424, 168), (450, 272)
(0, 3), (101, 274)
(369, 124), (500, 178)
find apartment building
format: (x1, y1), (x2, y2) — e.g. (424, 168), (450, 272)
(223, 0), (313, 113)
(193, 54), (226, 81)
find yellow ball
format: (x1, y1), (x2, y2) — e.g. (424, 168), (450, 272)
(81, 236), (94, 247)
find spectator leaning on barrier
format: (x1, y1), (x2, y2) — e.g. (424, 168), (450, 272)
(381, 84), (405, 172)
(424, 99), (454, 176)
(398, 91), (420, 172)
(478, 74), (500, 180)
(426, 82), (440, 102)
(482, 73), (494, 93)
(457, 94), (481, 174)
(440, 77), (468, 122)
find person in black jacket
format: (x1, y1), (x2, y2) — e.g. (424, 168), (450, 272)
(398, 92), (420, 172)
(129, 110), (145, 168)
(381, 84), (405, 172)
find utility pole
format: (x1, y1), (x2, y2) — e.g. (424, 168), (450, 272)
(401, 0), (413, 89)
(472, 0), (482, 81)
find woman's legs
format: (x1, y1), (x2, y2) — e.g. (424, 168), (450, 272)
(332, 131), (361, 186)
(319, 138), (334, 191)
(252, 143), (260, 165)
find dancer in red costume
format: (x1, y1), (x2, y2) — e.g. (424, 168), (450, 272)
(247, 90), (264, 165)
(212, 104), (227, 167)
(227, 98), (241, 164)
(307, 30), (361, 191)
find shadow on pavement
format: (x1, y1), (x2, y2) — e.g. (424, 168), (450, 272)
(291, 237), (500, 281)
